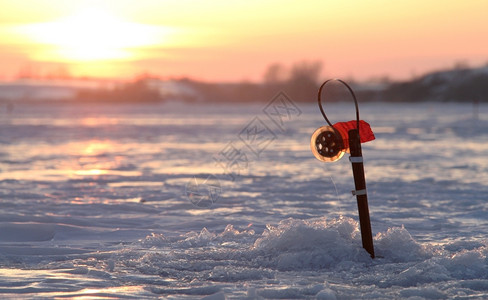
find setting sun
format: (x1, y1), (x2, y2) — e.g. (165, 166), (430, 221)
(17, 8), (173, 62)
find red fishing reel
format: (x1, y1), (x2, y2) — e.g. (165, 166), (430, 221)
(310, 125), (345, 162)
(311, 79), (375, 163)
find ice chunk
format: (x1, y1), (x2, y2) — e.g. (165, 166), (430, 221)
(316, 288), (337, 300)
(375, 226), (434, 262)
(444, 247), (488, 279)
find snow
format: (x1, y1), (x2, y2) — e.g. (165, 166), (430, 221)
(0, 100), (487, 298)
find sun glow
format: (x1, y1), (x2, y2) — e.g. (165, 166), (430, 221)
(1, 0), (487, 81)
(17, 8), (173, 62)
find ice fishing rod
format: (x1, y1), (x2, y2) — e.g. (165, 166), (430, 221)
(311, 79), (375, 258)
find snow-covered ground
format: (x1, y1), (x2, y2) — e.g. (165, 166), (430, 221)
(0, 99), (487, 299)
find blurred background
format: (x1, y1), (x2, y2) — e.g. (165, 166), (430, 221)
(0, 0), (487, 104)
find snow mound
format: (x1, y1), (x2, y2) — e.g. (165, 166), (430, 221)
(251, 217), (439, 270)
(135, 217), (441, 273)
(133, 216), (488, 293)
(252, 217), (371, 270)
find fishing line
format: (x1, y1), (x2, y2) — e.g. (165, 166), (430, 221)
(328, 175), (344, 217)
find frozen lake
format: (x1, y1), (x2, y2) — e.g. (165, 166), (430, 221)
(0, 97), (487, 299)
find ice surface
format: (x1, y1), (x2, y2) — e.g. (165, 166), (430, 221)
(0, 101), (487, 298)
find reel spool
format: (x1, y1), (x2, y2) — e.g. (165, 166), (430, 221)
(310, 125), (345, 162)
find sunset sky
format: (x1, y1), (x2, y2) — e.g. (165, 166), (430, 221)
(0, 0), (487, 82)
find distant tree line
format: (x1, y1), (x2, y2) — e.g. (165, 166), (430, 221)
(182, 62), (488, 103)
(6, 61), (488, 104)
(383, 64), (488, 102)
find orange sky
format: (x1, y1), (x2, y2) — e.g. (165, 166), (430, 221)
(0, 0), (487, 82)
